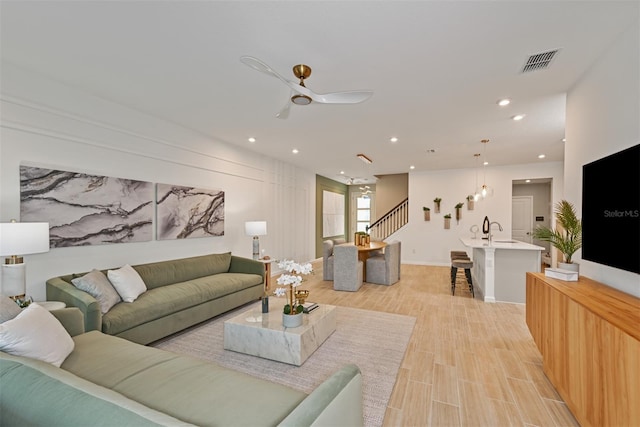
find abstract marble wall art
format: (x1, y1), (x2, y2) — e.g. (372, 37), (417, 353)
(20, 166), (153, 247)
(156, 184), (225, 240)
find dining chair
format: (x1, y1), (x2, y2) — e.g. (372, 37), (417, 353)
(365, 240), (401, 285)
(333, 244), (363, 291)
(322, 240), (336, 281)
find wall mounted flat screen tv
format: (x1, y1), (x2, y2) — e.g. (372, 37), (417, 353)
(582, 144), (639, 274)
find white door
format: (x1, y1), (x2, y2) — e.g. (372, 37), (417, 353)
(512, 196), (533, 243)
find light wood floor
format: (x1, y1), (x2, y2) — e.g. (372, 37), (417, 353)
(298, 262), (580, 427)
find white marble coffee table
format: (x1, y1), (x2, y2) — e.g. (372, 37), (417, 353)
(223, 301), (336, 366)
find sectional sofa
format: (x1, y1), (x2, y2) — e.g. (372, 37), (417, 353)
(0, 306), (364, 426)
(46, 253), (265, 344)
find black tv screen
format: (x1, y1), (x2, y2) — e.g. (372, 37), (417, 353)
(582, 144), (640, 274)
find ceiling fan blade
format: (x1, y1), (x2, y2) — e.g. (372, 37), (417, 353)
(311, 91), (374, 104)
(241, 56), (302, 89)
(276, 95), (291, 119)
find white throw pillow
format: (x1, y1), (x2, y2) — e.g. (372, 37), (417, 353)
(0, 303), (75, 367)
(107, 264), (147, 303)
(72, 269), (121, 314)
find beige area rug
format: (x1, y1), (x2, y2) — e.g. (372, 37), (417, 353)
(151, 303), (416, 427)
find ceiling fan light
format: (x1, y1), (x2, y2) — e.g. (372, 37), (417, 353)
(291, 94), (312, 105)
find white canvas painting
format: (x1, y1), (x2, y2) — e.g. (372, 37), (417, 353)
(20, 166), (153, 247)
(156, 184), (225, 240)
(322, 190), (345, 238)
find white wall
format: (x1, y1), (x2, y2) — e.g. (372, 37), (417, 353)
(565, 19), (640, 296)
(0, 62), (316, 301)
(396, 161), (563, 266)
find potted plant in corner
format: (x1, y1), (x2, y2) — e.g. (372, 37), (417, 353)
(423, 206), (430, 221)
(434, 197), (442, 213)
(532, 200), (582, 273)
(454, 202), (464, 223)
(444, 213), (451, 229)
(466, 195), (475, 211)
(275, 259), (313, 328)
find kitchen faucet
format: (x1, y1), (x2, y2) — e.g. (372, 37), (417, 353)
(488, 221), (503, 243)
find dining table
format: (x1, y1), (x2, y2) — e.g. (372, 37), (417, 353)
(353, 241), (387, 280)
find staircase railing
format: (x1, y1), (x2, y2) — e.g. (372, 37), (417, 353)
(367, 198), (408, 240)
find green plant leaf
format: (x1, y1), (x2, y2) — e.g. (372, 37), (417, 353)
(532, 200), (582, 263)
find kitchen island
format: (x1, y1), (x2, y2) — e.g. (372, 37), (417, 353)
(460, 238), (544, 303)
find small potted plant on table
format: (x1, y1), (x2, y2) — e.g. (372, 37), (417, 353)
(275, 260), (313, 327)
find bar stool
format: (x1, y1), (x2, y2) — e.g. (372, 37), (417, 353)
(451, 257), (474, 298)
(450, 251), (469, 295)
(450, 251), (469, 259)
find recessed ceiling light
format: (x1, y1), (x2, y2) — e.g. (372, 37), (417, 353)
(512, 114), (525, 121)
(340, 171), (345, 175)
(538, 154), (546, 159)
(409, 165), (415, 170)
(525, 179), (531, 183)
(248, 137), (256, 143)
(562, 138), (566, 142)
(292, 149), (299, 154)
(497, 98), (511, 106)
(483, 161), (489, 166)
(390, 137), (398, 143)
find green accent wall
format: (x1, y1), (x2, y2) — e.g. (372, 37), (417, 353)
(315, 175), (349, 258)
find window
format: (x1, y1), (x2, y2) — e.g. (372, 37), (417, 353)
(354, 195), (372, 233)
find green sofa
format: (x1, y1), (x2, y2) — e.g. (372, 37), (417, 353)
(0, 309), (364, 426)
(46, 253), (265, 344)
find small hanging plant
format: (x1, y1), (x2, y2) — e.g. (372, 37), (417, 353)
(444, 213), (451, 229)
(423, 206), (430, 221)
(455, 202), (464, 223)
(466, 195), (475, 210)
(434, 197), (442, 213)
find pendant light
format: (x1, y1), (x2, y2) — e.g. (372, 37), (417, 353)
(473, 153), (481, 201)
(480, 139), (493, 198)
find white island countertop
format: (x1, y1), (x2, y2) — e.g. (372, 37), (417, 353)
(460, 237), (544, 251)
(460, 238), (544, 303)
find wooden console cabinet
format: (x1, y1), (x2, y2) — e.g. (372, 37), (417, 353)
(526, 272), (639, 427)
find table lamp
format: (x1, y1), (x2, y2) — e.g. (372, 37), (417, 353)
(0, 220), (50, 299)
(244, 221), (267, 260)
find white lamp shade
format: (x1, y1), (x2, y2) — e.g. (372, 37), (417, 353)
(244, 221), (267, 237)
(0, 222), (50, 256)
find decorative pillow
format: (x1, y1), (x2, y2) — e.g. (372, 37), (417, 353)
(107, 264), (147, 303)
(0, 295), (22, 323)
(0, 303), (74, 367)
(71, 269), (121, 314)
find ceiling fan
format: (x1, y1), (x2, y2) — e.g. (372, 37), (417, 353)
(240, 56), (373, 119)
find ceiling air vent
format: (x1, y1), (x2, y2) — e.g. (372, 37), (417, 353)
(521, 49), (560, 73)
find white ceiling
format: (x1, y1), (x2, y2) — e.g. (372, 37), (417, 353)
(1, 1), (637, 184)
